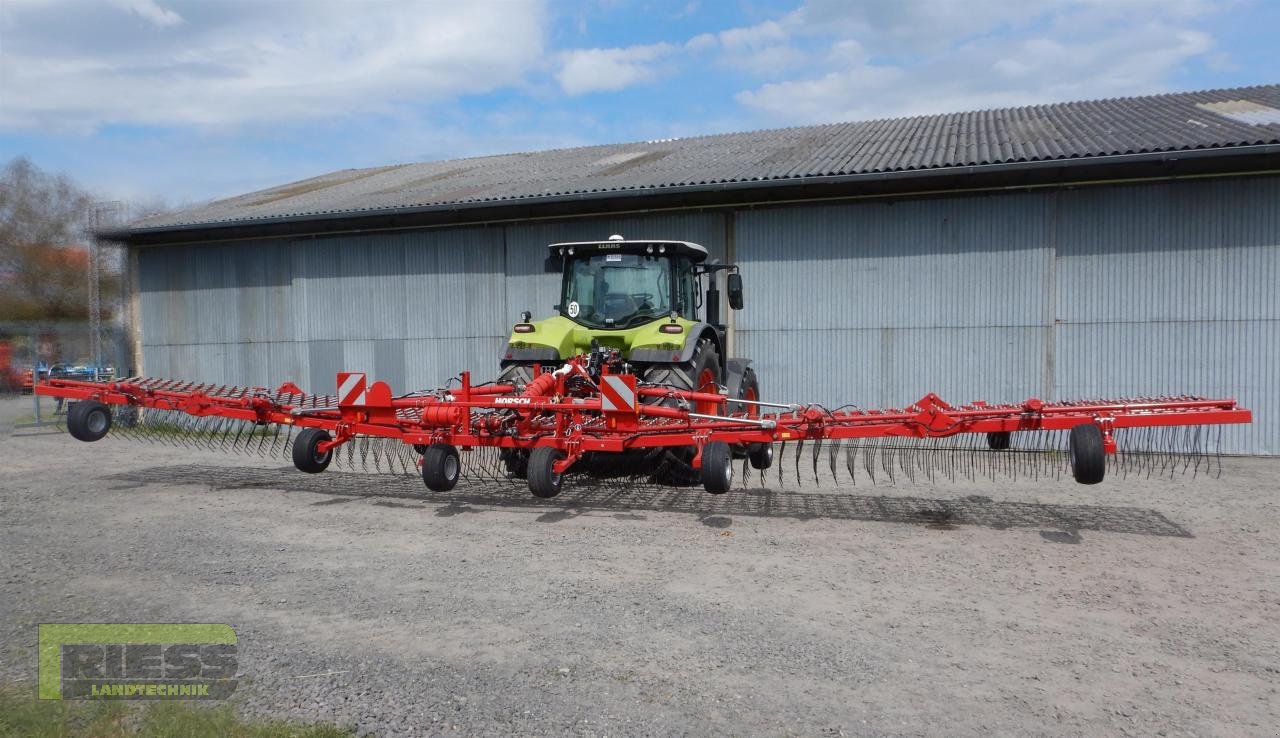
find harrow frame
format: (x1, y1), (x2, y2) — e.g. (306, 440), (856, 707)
(36, 350), (1252, 497)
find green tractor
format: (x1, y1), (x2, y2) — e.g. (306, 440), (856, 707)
(498, 235), (761, 480)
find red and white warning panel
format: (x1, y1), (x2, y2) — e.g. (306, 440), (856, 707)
(337, 372), (367, 406)
(599, 374), (637, 413)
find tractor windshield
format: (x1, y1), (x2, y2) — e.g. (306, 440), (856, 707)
(562, 253), (673, 329)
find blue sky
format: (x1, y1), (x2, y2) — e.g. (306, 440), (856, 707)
(1, 0), (1277, 208)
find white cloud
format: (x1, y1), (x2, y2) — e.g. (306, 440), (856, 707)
(729, 0), (1224, 123)
(685, 15), (808, 76)
(108, 0), (184, 28)
(0, 1), (547, 133)
(556, 43), (675, 96)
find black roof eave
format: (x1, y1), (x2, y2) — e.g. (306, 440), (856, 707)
(114, 144), (1280, 247)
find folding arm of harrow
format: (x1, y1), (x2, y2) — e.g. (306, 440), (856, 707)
(36, 353), (1252, 496)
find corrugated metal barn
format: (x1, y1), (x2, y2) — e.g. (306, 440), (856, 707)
(115, 85), (1280, 454)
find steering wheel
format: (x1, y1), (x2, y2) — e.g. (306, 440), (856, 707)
(629, 292), (655, 309)
(600, 293), (638, 319)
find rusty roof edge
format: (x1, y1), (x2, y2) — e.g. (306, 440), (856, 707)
(104, 142), (1280, 241)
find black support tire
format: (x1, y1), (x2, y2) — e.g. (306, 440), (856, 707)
(528, 446), (566, 498)
(421, 444), (461, 492)
(748, 442), (773, 470)
(67, 400), (112, 442)
(700, 441), (733, 494)
(292, 428), (333, 473)
(987, 431), (1011, 451)
(1069, 424), (1106, 485)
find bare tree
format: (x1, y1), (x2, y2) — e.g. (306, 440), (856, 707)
(0, 157), (91, 265)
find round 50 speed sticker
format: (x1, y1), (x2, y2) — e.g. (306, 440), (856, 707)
(567, 301), (580, 318)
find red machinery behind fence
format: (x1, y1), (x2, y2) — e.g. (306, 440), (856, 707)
(35, 346), (1252, 498)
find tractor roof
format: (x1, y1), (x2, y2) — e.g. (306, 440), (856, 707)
(548, 239), (710, 262)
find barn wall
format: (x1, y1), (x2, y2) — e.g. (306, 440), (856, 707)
(137, 175), (1279, 453)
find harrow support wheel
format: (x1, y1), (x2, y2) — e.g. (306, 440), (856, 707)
(1069, 424), (1106, 485)
(748, 442), (773, 470)
(292, 428), (333, 473)
(700, 441), (733, 494)
(67, 400), (112, 442)
(528, 446), (566, 498)
(421, 444), (461, 492)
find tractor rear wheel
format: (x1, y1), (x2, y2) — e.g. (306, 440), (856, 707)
(292, 428), (333, 473)
(641, 339), (721, 484)
(421, 444), (461, 492)
(67, 400), (113, 442)
(1068, 424), (1106, 485)
(731, 367), (760, 459)
(528, 446), (566, 498)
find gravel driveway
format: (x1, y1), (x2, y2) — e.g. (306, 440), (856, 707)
(1, 396), (1277, 736)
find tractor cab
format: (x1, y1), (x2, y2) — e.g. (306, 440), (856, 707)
(502, 235), (750, 430)
(549, 238), (709, 329)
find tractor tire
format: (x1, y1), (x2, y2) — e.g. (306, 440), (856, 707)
(731, 367), (760, 459)
(987, 431), (1011, 450)
(500, 448), (530, 479)
(421, 443), (461, 492)
(641, 338), (721, 484)
(496, 362), (537, 391)
(1069, 423), (1106, 485)
(527, 446), (566, 498)
(292, 428), (333, 473)
(700, 441), (733, 494)
(67, 400), (112, 442)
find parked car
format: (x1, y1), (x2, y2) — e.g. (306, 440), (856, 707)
(48, 361), (114, 381)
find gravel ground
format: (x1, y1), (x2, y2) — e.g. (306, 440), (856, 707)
(1, 395), (1277, 737)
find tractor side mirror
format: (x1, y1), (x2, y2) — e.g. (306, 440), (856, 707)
(727, 272), (744, 310)
(544, 252), (563, 274)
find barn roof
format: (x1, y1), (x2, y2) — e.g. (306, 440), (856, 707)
(131, 84), (1280, 234)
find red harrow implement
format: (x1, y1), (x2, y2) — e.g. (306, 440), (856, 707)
(36, 346), (1251, 497)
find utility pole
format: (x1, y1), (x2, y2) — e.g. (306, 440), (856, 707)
(88, 201), (123, 381)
